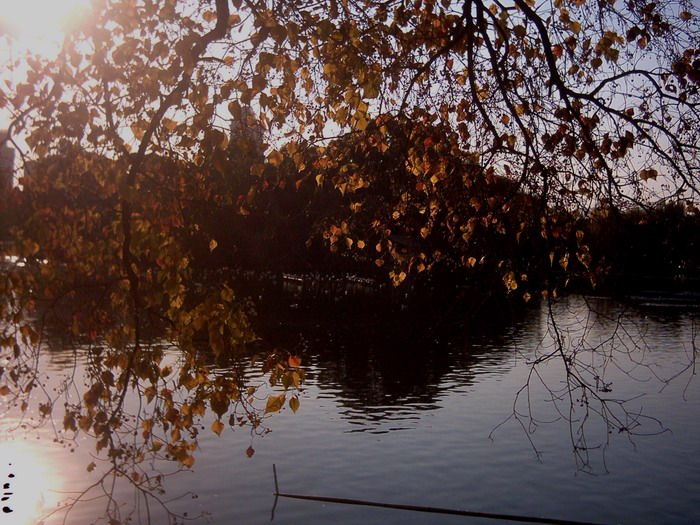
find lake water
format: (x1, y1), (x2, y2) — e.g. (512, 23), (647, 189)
(1, 295), (699, 525)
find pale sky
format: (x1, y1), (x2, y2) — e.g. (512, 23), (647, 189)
(0, 0), (90, 42)
(0, 0), (92, 131)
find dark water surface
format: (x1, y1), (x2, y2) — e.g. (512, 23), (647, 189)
(1, 296), (698, 524)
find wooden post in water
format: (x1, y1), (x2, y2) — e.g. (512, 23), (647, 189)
(271, 465), (607, 525)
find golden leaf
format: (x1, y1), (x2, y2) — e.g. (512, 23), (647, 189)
(264, 393), (286, 414)
(211, 419), (224, 437)
(289, 397), (300, 414)
(250, 163), (265, 178)
(161, 117), (177, 131)
(268, 149), (284, 167)
(559, 252), (570, 270)
(503, 271), (518, 292)
(202, 10), (217, 22)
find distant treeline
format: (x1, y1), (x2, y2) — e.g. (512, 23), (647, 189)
(2, 135), (698, 305)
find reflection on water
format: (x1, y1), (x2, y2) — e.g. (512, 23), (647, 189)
(250, 295), (522, 435)
(0, 437), (61, 525)
(0, 295), (698, 524)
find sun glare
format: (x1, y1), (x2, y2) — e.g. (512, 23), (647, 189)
(0, 0), (91, 42)
(0, 438), (61, 525)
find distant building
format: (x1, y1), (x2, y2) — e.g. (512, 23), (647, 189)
(0, 131), (15, 202)
(229, 105), (265, 155)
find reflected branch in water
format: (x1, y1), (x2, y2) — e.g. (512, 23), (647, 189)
(491, 296), (689, 474)
(660, 316), (698, 400)
(1, 275), (304, 523)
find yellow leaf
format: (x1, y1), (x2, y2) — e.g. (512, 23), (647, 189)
(357, 240), (365, 249)
(211, 419), (225, 437)
(251, 163), (265, 178)
(181, 455), (195, 468)
(503, 271), (518, 292)
(209, 239), (218, 251)
(289, 397), (300, 414)
(559, 252), (570, 270)
(288, 355), (302, 368)
(264, 393), (286, 414)
(268, 149), (284, 167)
(354, 116), (369, 131)
(162, 117), (177, 131)
(221, 286), (234, 302)
(577, 251), (592, 269)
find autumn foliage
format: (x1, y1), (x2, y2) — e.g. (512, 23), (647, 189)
(0, 0), (699, 519)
